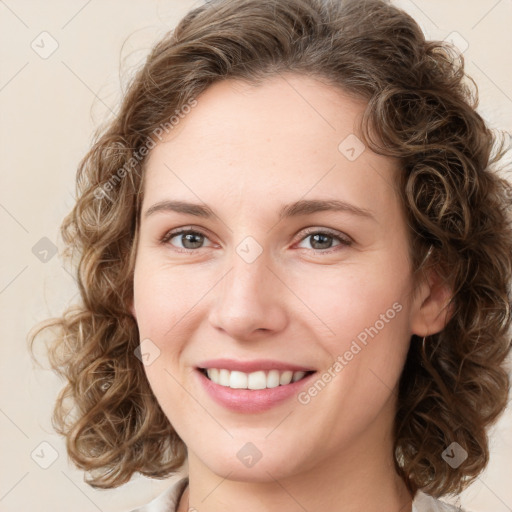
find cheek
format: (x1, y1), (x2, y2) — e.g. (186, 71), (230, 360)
(291, 262), (413, 408)
(133, 262), (196, 424)
(131, 262), (193, 403)
(293, 264), (410, 342)
(132, 259), (196, 337)
(133, 250), (412, 352)
(292, 269), (412, 439)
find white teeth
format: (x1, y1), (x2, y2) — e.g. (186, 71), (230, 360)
(208, 368), (219, 382)
(219, 369), (230, 386)
(247, 370), (266, 390)
(204, 368), (311, 389)
(292, 371), (306, 382)
(266, 370), (280, 388)
(229, 370), (247, 389)
(279, 370), (293, 385)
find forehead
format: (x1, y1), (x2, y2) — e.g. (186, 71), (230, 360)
(147, 74), (367, 159)
(142, 74), (400, 219)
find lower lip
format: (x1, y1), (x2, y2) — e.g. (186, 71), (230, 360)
(195, 369), (316, 413)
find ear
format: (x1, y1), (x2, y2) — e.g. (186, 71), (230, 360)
(129, 299), (137, 320)
(410, 267), (454, 337)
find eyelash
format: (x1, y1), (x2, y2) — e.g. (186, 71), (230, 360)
(160, 226), (353, 255)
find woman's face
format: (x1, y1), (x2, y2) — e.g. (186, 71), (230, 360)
(131, 74), (437, 482)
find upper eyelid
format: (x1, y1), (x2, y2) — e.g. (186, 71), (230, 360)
(162, 226), (212, 241)
(299, 226), (352, 243)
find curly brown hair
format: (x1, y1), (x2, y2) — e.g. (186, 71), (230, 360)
(29, 0), (512, 497)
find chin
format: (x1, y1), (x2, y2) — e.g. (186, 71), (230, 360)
(201, 449), (307, 483)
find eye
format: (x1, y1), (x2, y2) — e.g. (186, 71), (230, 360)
(161, 228), (214, 252)
(295, 228), (353, 254)
(160, 226), (353, 254)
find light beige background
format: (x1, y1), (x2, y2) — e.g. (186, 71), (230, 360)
(0, 1), (511, 511)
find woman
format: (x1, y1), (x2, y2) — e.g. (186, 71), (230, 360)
(30, 0), (512, 511)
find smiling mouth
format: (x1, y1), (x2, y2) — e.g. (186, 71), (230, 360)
(198, 367), (316, 390)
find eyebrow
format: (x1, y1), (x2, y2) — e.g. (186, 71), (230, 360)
(144, 198), (375, 222)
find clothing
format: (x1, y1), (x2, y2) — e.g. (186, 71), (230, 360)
(128, 476), (465, 512)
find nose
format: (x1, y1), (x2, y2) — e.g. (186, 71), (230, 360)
(208, 252), (288, 340)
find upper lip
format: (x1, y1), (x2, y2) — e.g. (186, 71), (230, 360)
(197, 358), (316, 373)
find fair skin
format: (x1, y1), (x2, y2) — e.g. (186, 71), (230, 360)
(131, 74), (451, 512)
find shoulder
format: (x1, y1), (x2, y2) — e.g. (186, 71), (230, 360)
(413, 491), (467, 512)
(126, 477), (189, 512)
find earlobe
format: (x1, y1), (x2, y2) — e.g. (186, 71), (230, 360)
(410, 268), (454, 337)
(129, 300), (137, 320)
